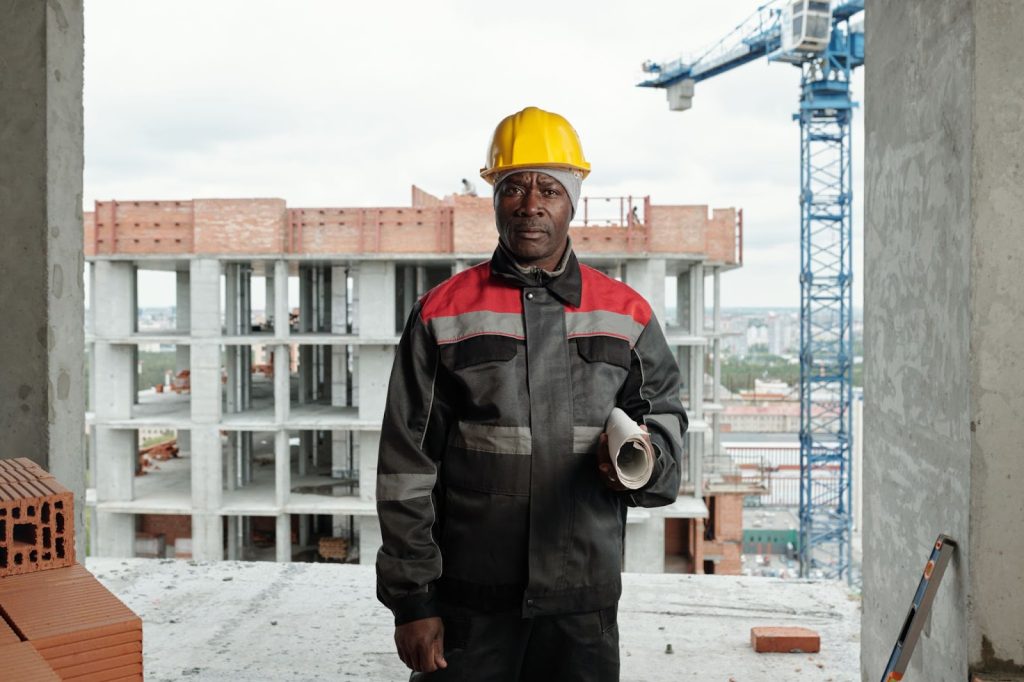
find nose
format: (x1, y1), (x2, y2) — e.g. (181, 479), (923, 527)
(514, 187), (545, 217)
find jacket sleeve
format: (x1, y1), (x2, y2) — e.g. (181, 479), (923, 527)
(375, 301), (451, 625)
(616, 314), (689, 508)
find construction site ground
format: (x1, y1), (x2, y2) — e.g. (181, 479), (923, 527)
(87, 558), (861, 681)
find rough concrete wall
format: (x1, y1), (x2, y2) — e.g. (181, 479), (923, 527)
(0, 1), (85, 556)
(862, 1), (973, 680)
(864, 2), (974, 675)
(968, 1), (1024, 672)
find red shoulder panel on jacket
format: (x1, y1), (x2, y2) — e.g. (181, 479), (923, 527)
(419, 261), (521, 322)
(575, 264), (652, 326)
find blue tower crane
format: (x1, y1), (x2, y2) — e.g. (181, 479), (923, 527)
(638, 0), (864, 581)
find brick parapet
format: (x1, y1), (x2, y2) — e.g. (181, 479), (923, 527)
(84, 187), (740, 264)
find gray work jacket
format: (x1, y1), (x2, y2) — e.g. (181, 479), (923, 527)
(376, 245), (687, 625)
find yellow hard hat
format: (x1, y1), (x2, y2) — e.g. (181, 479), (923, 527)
(480, 106), (591, 184)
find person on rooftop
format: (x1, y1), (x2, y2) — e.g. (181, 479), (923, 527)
(376, 106), (687, 681)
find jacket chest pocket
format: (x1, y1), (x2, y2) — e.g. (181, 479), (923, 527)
(575, 336), (631, 370)
(571, 336), (632, 425)
(450, 334), (519, 370)
(444, 335), (525, 421)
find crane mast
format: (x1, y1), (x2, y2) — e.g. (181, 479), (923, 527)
(638, 0), (864, 581)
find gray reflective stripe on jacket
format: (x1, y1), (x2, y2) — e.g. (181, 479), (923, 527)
(375, 247), (687, 625)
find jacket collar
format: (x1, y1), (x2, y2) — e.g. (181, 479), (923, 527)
(490, 238), (582, 308)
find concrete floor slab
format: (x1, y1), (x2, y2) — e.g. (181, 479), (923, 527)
(86, 558), (860, 681)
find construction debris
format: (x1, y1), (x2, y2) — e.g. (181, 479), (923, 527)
(136, 438), (179, 476)
(317, 537), (349, 562)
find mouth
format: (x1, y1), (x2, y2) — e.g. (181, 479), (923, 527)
(510, 222), (549, 238)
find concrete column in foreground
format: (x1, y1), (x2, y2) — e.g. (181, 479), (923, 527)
(0, 1), (85, 556)
(863, 2), (1024, 678)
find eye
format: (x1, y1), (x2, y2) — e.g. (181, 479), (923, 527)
(543, 188), (559, 196)
(502, 185), (524, 196)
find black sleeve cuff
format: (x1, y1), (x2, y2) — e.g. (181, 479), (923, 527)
(389, 588), (441, 626)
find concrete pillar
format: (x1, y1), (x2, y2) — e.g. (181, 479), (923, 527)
(176, 269), (191, 455)
(624, 517), (665, 573)
(93, 429), (135, 557)
(332, 431), (352, 480)
(863, 3), (1024, 678)
(711, 267), (722, 458)
(273, 260), (289, 337)
(275, 514), (291, 562)
(225, 264), (241, 414)
(688, 264), (705, 489)
(224, 432), (238, 491)
(91, 261), (136, 557)
(625, 258), (667, 323)
(0, 3), (85, 558)
(225, 516), (240, 561)
(274, 345), (290, 424)
(623, 258), (671, 573)
(189, 259), (223, 560)
(355, 262), (395, 564)
(298, 265), (313, 404)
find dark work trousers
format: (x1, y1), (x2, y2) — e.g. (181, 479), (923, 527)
(409, 603), (619, 682)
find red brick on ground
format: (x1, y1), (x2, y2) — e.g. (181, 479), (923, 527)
(0, 457), (75, 577)
(751, 626), (821, 653)
(1, 608), (21, 645)
(0, 564), (142, 677)
(0, 641), (61, 680)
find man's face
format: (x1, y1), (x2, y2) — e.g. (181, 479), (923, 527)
(495, 171), (572, 270)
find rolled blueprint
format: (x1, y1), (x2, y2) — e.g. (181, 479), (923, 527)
(604, 407), (655, 490)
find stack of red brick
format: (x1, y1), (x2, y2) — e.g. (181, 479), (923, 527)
(0, 458), (142, 681)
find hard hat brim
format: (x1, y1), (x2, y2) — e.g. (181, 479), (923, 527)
(479, 162), (591, 185)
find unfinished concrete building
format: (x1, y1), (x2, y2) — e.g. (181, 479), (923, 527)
(82, 189), (749, 572)
(11, 1), (1024, 679)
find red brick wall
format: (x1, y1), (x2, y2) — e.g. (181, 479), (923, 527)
(450, 195), (497, 253)
(91, 200), (194, 256)
(700, 492), (745, 575)
(84, 195), (738, 263)
(704, 208), (738, 263)
(411, 185), (443, 208)
(193, 199), (287, 254)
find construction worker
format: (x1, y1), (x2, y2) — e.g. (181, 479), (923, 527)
(376, 106), (687, 681)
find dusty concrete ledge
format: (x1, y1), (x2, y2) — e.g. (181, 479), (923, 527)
(86, 558), (860, 681)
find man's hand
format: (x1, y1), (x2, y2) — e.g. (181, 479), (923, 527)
(597, 424), (650, 491)
(395, 616), (447, 673)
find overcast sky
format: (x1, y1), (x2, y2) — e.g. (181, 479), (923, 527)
(84, 0), (864, 310)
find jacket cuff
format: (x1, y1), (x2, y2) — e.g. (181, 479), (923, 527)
(390, 588), (441, 626)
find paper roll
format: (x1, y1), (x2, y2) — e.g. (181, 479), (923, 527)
(604, 407), (655, 490)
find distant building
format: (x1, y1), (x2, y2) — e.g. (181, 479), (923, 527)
(85, 187), (757, 576)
